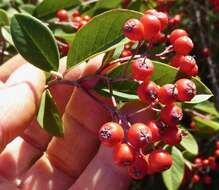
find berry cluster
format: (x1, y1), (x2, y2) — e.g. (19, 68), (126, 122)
(97, 9), (199, 180)
(188, 140), (219, 185)
(56, 9), (91, 56)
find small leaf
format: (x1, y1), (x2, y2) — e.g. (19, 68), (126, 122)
(185, 94), (213, 104)
(180, 129), (198, 155)
(0, 8), (9, 26)
(1, 26), (14, 45)
(162, 147), (185, 190)
(193, 101), (219, 117)
(67, 9), (143, 68)
(54, 29), (75, 44)
(20, 4), (36, 15)
(37, 90), (63, 137)
(11, 13), (59, 72)
(194, 116), (219, 134)
(35, 0), (80, 18)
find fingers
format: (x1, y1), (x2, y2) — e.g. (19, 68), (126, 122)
(0, 54), (26, 82)
(69, 101), (157, 190)
(0, 63), (45, 152)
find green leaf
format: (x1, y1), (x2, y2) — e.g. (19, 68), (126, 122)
(94, 0), (122, 10)
(37, 90), (63, 137)
(54, 29), (75, 44)
(193, 101), (219, 117)
(10, 13), (59, 72)
(35, 0), (80, 18)
(67, 9), (143, 68)
(20, 4), (36, 15)
(1, 26), (14, 46)
(0, 8), (9, 26)
(162, 147), (185, 190)
(194, 116), (219, 134)
(95, 60), (213, 102)
(180, 130), (198, 155)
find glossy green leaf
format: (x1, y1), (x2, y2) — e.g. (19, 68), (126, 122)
(0, 9), (9, 26)
(193, 101), (219, 117)
(37, 90), (63, 137)
(67, 9), (143, 68)
(94, 0), (122, 10)
(20, 4), (36, 15)
(194, 116), (219, 134)
(11, 14), (59, 71)
(54, 29), (75, 44)
(180, 130), (198, 155)
(162, 147), (185, 190)
(35, 0), (80, 18)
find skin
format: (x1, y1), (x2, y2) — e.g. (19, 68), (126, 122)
(0, 54), (156, 190)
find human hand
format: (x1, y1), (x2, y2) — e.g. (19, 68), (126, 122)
(0, 54), (156, 190)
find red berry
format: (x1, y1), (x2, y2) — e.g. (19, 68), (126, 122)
(203, 175), (212, 185)
(144, 9), (157, 15)
(56, 9), (68, 21)
(202, 159), (209, 166)
(160, 104), (183, 126)
(137, 81), (159, 105)
(169, 29), (188, 44)
(151, 32), (166, 43)
(179, 56), (197, 75)
(140, 14), (161, 41)
(173, 36), (194, 55)
(194, 158), (202, 167)
(188, 64), (198, 76)
(208, 156), (218, 170)
(72, 10), (80, 18)
(121, 50), (132, 57)
(175, 79), (196, 101)
(146, 10), (168, 30)
(128, 155), (148, 180)
(202, 48), (210, 57)
(131, 58), (154, 81)
(192, 174), (200, 183)
(59, 43), (70, 56)
(123, 19), (144, 41)
(169, 14), (181, 25)
(147, 121), (161, 142)
(82, 15), (91, 21)
(214, 149), (219, 157)
(98, 122), (124, 147)
(170, 55), (184, 68)
(161, 127), (182, 146)
(113, 143), (135, 166)
(158, 84), (178, 105)
(216, 140), (219, 149)
(128, 123), (152, 147)
(148, 149), (173, 172)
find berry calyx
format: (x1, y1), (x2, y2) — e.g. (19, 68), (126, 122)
(161, 127), (182, 146)
(140, 14), (161, 41)
(173, 36), (194, 55)
(99, 122), (124, 147)
(56, 9), (68, 21)
(137, 80), (159, 105)
(131, 58), (154, 81)
(148, 149), (173, 173)
(158, 84), (178, 105)
(175, 79), (197, 101)
(169, 29), (188, 44)
(113, 143), (135, 166)
(123, 19), (144, 41)
(128, 155), (148, 180)
(160, 104), (183, 126)
(128, 123), (152, 147)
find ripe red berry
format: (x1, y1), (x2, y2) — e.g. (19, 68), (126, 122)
(202, 47), (210, 57)
(148, 149), (173, 173)
(161, 127), (182, 146)
(188, 64), (198, 76)
(144, 9), (157, 15)
(121, 50), (132, 57)
(169, 14), (181, 25)
(56, 9), (68, 21)
(140, 14), (161, 41)
(128, 123), (152, 147)
(131, 58), (154, 81)
(72, 10), (80, 18)
(137, 81), (159, 105)
(175, 79), (196, 101)
(158, 84), (178, 105)
(194, 158), (202, 167)
(160, 104), (183, 126)
(192, 174), (200, 183)
(208, 156), (218, 170)
(98, 122), (124, 147)
(169, 29), (188, 44)
(147, 121), (161, 143)
(123, 19), (144, 41)
(128, 155), (148, 180)
(214, 149), (219, 157)
(113, 143), (135, 166)
(179, 56), (197, 75)
(82, 15), (91, 21)
(173, 36), (194, 55)
(203, 175), (212, 185)
(170, 55), (184, 68)
(151, 32), (166, 43)
(202, 159), (209, 166)
(216, 140), (219, 149)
